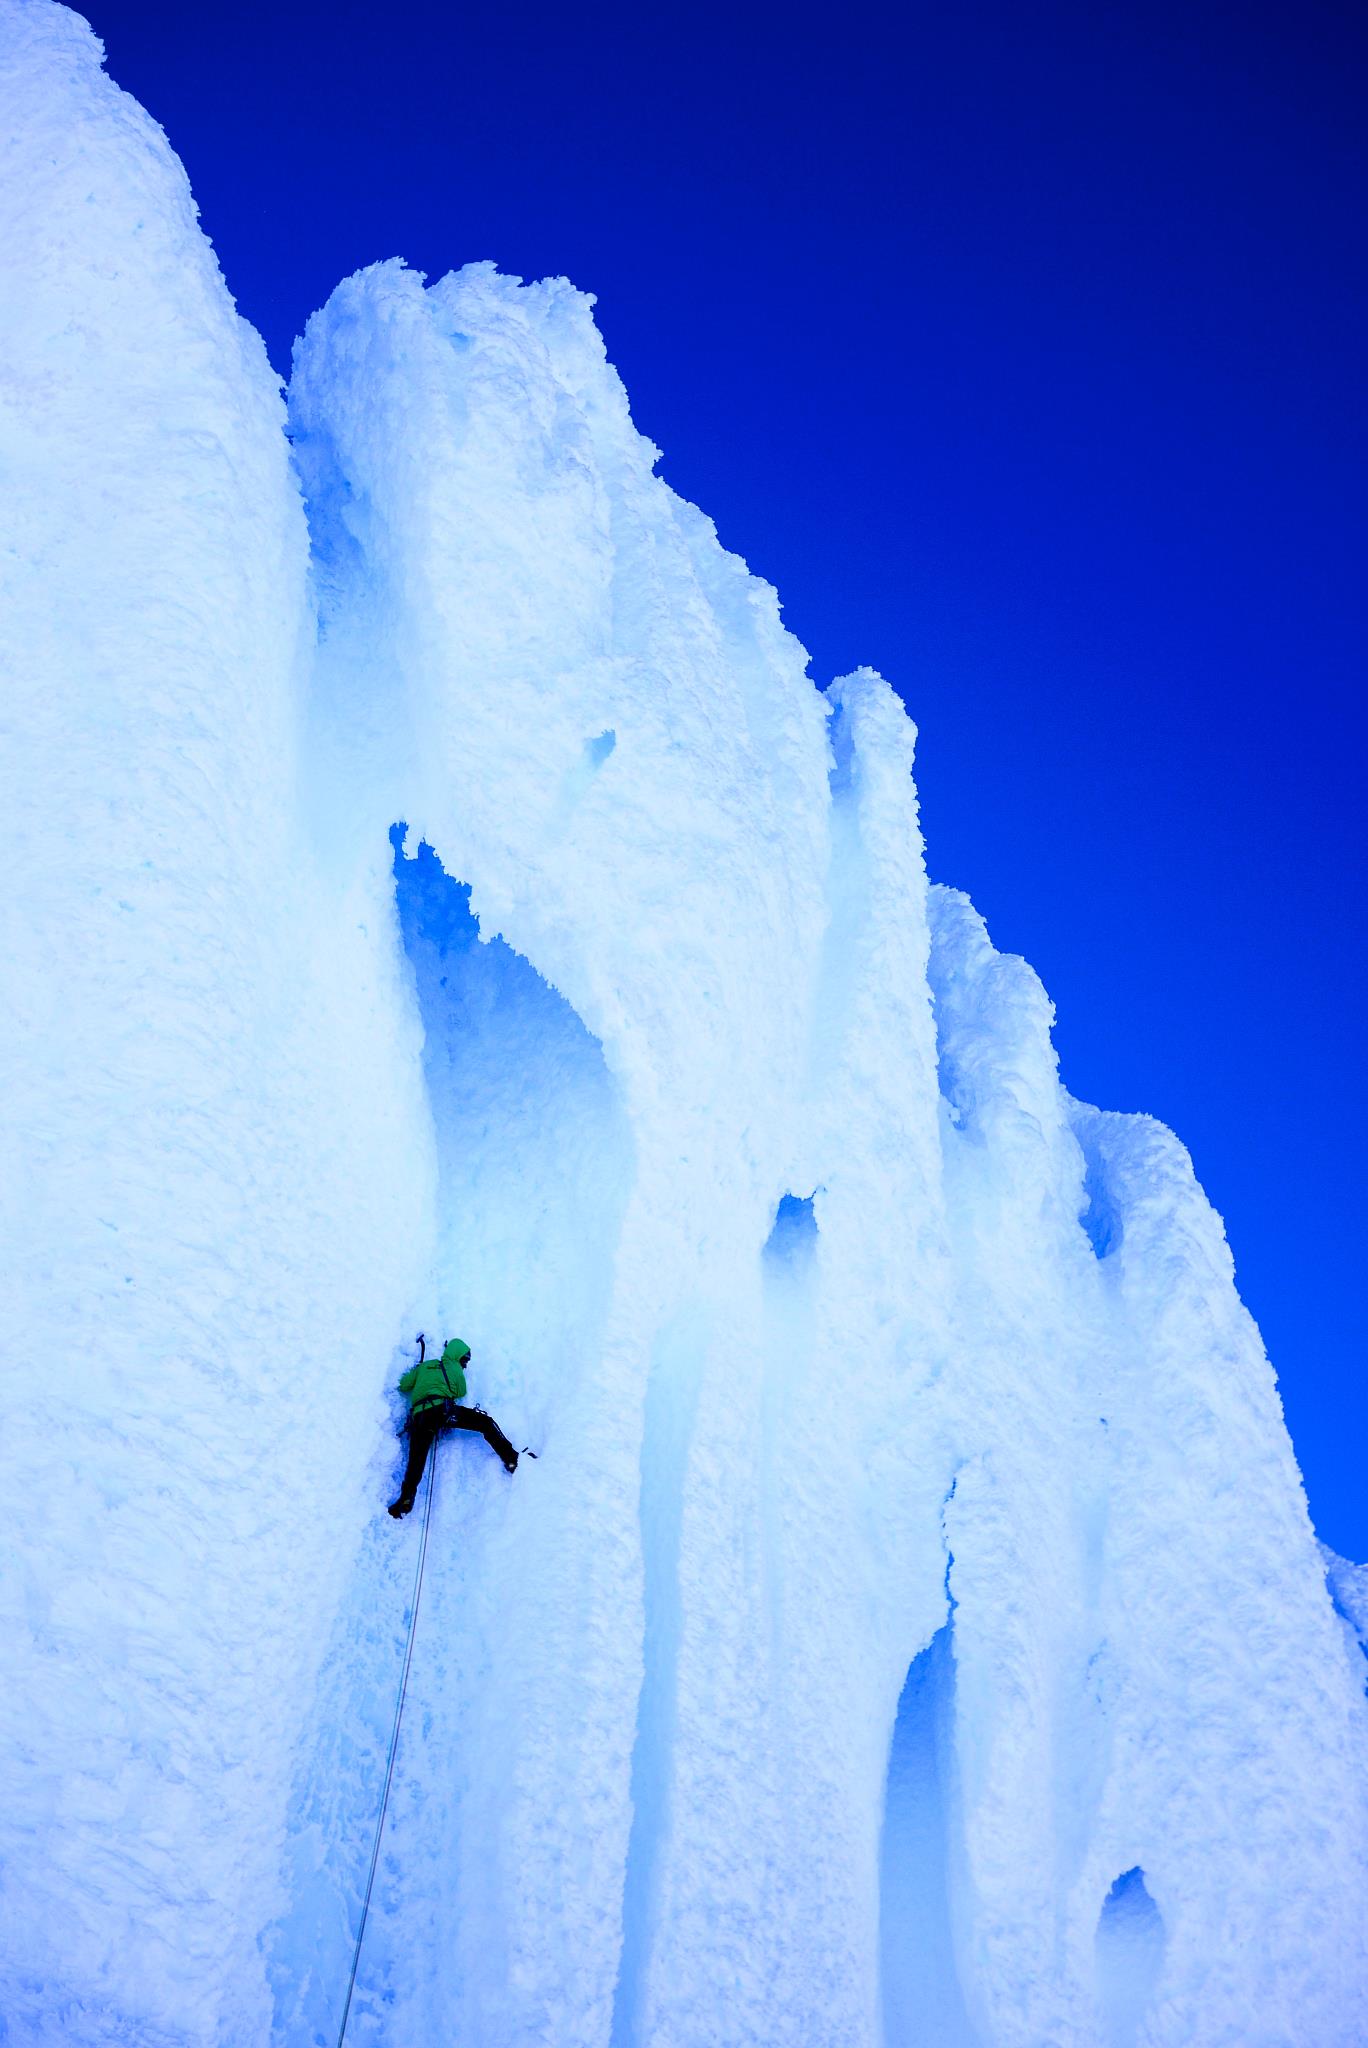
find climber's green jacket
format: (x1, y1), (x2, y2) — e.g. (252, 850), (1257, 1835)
(399, 1338), (470, 1415)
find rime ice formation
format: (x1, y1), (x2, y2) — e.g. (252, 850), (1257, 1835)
(1, 6), (1365, 2046)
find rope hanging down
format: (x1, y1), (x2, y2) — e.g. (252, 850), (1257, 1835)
(335, 1443), (439, 2048)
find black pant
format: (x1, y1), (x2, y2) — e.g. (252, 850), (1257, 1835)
(397, 1403), (516, 1501)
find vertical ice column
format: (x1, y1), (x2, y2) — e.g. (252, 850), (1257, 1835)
(925, 892), (1368, 2045)
(0, 8), (429, 2042)
(1067, 1104), (1368, 2045)
(629, 671), (955, 2048)
(925, 887), (1125, 2043)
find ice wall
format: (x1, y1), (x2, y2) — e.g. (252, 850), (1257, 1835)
(2, 6), (1366, 2045)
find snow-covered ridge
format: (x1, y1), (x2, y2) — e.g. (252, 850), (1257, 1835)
(2, 6), (1365, 2045)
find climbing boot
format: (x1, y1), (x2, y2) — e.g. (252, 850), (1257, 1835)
(388, 1494), (414, 1518)
(501, 1449), (518, 1474)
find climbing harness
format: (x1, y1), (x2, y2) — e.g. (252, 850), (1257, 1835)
(335, 1440), (439, 2048)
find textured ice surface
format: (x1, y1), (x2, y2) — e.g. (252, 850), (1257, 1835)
(2, 5), (1366, 2044)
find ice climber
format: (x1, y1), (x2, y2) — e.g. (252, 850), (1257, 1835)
(388, 1335), (518, 1516)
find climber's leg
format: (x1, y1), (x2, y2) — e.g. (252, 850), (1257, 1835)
(448, 1403), (519, 1473)
(389, 1407), (442, 1516)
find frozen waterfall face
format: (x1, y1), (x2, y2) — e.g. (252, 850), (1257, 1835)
(1, 6), (1365, 2046)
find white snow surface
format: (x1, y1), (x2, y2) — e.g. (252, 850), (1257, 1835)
(1, 6), (1365, 2045)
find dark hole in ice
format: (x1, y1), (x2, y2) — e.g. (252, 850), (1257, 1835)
(1080, 1156), (1121, 1260)
(879, 1623), (978, 2042)
(764, 1192), (817, 1266)
(1096, 1865), (1165, 2047)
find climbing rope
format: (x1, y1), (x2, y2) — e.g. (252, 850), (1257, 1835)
(335, 1445), (439, 2048)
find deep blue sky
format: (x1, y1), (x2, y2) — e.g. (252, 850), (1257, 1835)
(93, 0), (1366, 1552)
